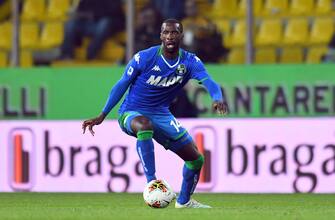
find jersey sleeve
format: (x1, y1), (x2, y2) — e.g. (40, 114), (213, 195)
(102, 53), (142, 115)
(122, 52), (143, 82)
(190, 55), (210, 82)
(190, 55), (224, 102)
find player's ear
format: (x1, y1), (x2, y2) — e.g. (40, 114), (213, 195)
(160, 32), (164, 41)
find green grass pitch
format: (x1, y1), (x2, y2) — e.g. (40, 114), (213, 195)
(1, 193), (335, 220)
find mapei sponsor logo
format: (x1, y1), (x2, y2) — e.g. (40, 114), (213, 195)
(191, 126), (218, 191)
(8, 128), (35, 191)
(146, 75), (183, 87)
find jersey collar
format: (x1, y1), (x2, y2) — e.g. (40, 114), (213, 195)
(158, 46), (182, 68)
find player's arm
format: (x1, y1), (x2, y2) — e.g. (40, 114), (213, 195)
(201, 77), (228, 115)
(82, 75), (132, 135)
(190, 56), (228, 115)
(82, 55), (141, 135)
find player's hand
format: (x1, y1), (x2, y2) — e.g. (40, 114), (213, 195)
(82, 113), (106, 136)
(212, 101), (229, 116)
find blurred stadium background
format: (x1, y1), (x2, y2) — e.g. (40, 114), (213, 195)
(1, 0), (335, 219)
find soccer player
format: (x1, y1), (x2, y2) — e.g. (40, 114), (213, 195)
(82, 18), (228, 208)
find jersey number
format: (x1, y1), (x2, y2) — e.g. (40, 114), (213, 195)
(170, 118), (181, 132)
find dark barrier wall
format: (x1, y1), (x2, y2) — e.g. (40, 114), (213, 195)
(1, 64), (334, 119)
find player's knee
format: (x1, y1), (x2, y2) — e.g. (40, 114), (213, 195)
(185, 154), (204, 170)
(133, 116), (153, 131)
(133, 116), (154, 140)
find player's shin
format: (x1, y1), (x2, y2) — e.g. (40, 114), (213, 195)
(136, 130), (156, 182)
(177, 155), (204, 204)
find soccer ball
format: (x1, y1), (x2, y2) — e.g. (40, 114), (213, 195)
(143, 179), (175, 208)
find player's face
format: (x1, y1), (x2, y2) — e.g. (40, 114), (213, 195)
(160, 23), (183, 53)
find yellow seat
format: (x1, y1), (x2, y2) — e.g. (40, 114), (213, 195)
(21, 0), (46, 21)
(306, 46), (328, 63)
(263, 0), (288, 16)
(227, 48), (245, 64)
(315, 0), (332, 15)
(20, 22), (39, 49)
(0, 51), (8, 67)
(98, 39), (125, 63)
(279, 47), (304, 63)
(255, 47), (277, 64)
(214, 19), (231, 47)
(0, 50), (33, 67)
(289, 0), (314, 16)
(74, 37), (124, 63)
(255, 18), (282, 46)
(196, 0), (212, 16)
(237, 0), (263, 17)
(46, 0), (71, 21)
(40, 22), (64, 49)
(20, 50), (33, 67)
(111, 31), (126, 44)
(231, 20), (247, 47)
(309, 17), (334, 45)
(211, 0), (238, 18)
(74, 37), (90, 60)
(282, 18), (308, 45)
(72, 0), (80, 7)
(0, 0), (10, 21)
(0, 22), (12, 50)
(135, 0), (150, 12)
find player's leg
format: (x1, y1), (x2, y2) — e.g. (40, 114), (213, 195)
(172, 141), (211, 208)
(118, 111), (156, 182)
(147, 113), (210, 208)
(131, 115), (157, 182)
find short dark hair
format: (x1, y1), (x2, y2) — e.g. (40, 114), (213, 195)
(161, 18), (183, 33)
